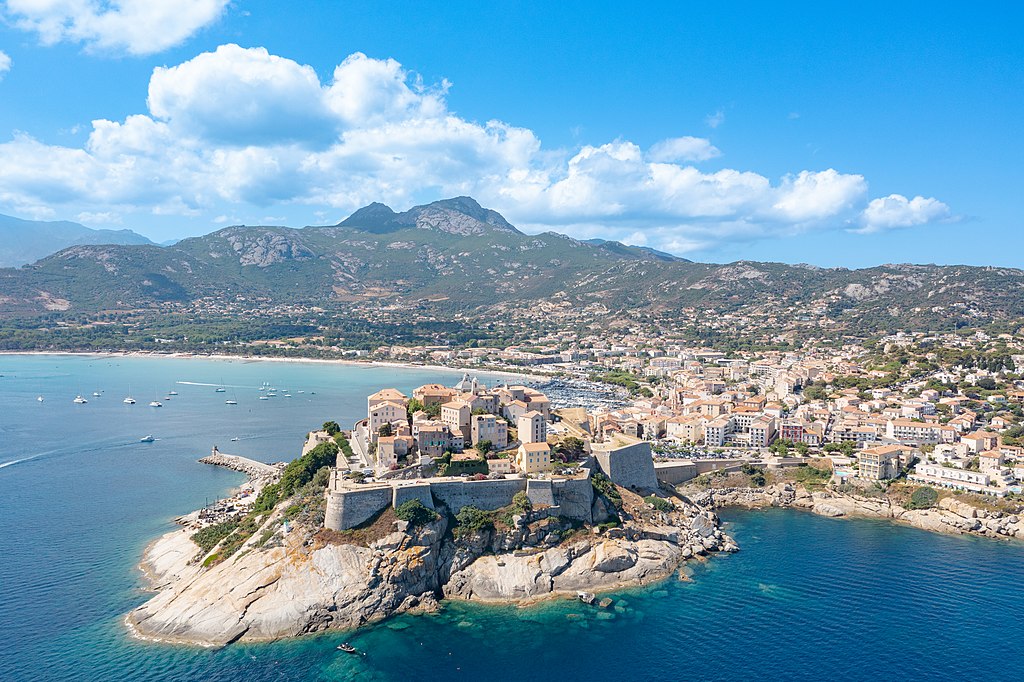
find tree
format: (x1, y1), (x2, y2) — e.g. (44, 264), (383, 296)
(378, 423), (393, 438)
(475, 439), (493, 456)
(322, 421), (341, 436)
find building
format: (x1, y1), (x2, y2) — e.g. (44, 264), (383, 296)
(441, 400), (472, 443)
(884, 419), (956, 445)
(858, 444), (914, 480)
(516, 442), (551, 474)
(471, 413), (508, 448)
(517, 410), (547, 444)
(910, 462), (1004, 497)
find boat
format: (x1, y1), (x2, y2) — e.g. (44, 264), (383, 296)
(140, 435), (155, 443)
(36, 396), (44, 402)
(168, 390), (178, 396)
(230, 437), (240, 442)
(215, 387), (226, 393)
(149, 401), (163, 408)
(336, 643), (357, 654)
(266, 392), (277, 398)
(73, 395), (88, 404)
(283, 393), (292, 398)
(258, 396), (269, 401)
(123, 396), (136, 404)
(92, 391), (102, 397)
(225, 399), (237, 405)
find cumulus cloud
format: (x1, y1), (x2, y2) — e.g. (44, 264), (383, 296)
(3, 0), (228, 55)
(0, 50), (10, 78)
(0, 45), (951, 255)
(647, 136), (720, 163)
(856, 194), (952, 233)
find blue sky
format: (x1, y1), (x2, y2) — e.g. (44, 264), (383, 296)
(0, 1), (1020, 267)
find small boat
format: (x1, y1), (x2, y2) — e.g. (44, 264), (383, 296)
(73, 395), (88, 404)
(92, 391), (102, 397)
(266, 392), (277, 398)
(140, 435), (155, 443)
(168, 390), (178, 396)
(337, 643), (357, 654)
(215, 387), (226, 393)
(297, 390), (305, 394)
(164, 395), (173, 401)
(36, 396), (44, 402)
(149, 401), (163, 408)
(230, 437), (240, 442)
(225, 399), (237, 405)
(258, 396), (269, 401)
(283, 393), (292, 398)
(123, 396), (136, 404)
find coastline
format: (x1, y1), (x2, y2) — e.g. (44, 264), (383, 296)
(0, 350), (549, 382)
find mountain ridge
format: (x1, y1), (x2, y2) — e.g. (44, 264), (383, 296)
(0, 197), (1022, 335)
(0, 213), (154, 268)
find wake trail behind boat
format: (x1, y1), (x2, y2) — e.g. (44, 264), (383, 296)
(0, 438), (142, 470)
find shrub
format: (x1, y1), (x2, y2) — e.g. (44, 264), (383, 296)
(455, 506), (494, 534)
(907, 486), (939, 510)
(322, 421), (341, 436)
(591, 472), (622, 509)
(644, 495), (672, 512)
(394, 499), (438, 527)
(191, 519), (239, 553)
(511, 490), (533, 515)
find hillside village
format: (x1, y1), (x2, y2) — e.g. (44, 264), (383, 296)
(319, 330), (1024, 534)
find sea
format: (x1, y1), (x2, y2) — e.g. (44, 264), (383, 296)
(0, 354), (1022, 682)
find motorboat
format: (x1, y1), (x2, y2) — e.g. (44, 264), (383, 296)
(73, 395), (88, 404)
(92, 391), (102, 397)
(140, 435), (155, 443)
(225, 399), (238, 405)
(36, 396), (44, 402)
(149, 401), (163, 408)
(336, 643), (357, 654)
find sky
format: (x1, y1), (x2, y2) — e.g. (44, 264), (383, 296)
(0, 1), (1020, 267)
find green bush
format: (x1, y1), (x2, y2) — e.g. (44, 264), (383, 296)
(191, 519), (239, 553)
(511, 491), (533, 515)
(394, 499), (438, 526)
(455, 506), (494, 534)
(643, 495), (672, 512)
(591, 472), (622, 509)
(907, 486), (939, 509)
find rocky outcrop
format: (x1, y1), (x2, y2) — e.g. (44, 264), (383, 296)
(691, 483), (1024, 540)
(129, 491), (734, 645)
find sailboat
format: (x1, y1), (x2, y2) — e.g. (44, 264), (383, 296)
(215, 379), (227, 393)
(73, 395), (88, 404)
(225, 389), (238, 405)
(123, 385), (136, 404)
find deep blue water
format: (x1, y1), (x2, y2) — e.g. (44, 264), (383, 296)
(1, 354), (1022, 681)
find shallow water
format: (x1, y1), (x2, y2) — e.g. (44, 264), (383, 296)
(1, 355), (1022, 681)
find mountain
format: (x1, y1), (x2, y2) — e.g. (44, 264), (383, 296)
(0, 214), (154, 267)
(0, 197), (1022, 335)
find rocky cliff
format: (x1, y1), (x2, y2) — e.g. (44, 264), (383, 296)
(690, 483), (1024, 540)
(127, 489), (733, 646)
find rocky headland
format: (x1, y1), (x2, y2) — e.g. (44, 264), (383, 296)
(127, 485), (735, 646)
(691, 482), (1024, 540)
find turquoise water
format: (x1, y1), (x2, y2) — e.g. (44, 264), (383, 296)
(1, 355), (1023, 681)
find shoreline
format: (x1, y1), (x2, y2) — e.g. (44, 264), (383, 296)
(0, 350), (549, 382)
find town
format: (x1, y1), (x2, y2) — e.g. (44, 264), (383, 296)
(320, 330), (1024, 532)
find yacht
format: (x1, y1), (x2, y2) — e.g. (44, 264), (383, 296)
(140, 435), (155, 443)
(259, 395), (269, 401)
(215, 387), (226, 393)
(73, 395), (88, 404)
(149, 400), (163, 408)
(168, 390), (178, 396)
(225, 398), (238, 405)
(123, 396), (136, 404)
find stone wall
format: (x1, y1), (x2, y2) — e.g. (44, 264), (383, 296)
(392, 482), (435, 510)
(429, 478), (528, 515)
(550, 476), (594, 522)
(654, 461), (698, 485)
(593, 441), (658, 491)
(326, 473), (597, 530)
(324, 486), (391, 530)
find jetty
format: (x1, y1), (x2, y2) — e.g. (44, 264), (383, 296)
(198, 447), (284, 479)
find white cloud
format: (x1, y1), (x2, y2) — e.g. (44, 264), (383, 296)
(0, 45), (950, 256)
(0, 50), (10, 79)
(856, 194), (952, 233)
(647, 136), (720, 163)
(3, 0), (228, 55)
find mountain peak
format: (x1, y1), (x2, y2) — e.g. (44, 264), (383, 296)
(336, 196), (521, 236)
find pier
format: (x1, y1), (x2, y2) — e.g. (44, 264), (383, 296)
(198, 447), (283, 479)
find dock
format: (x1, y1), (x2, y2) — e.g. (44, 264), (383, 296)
(198, 447), (283, 479)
